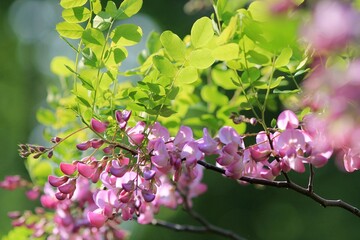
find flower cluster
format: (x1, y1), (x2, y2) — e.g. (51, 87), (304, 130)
(46, 108), (337, 229)
(3, 175), (127, 239)
(301, 1), (360, 172)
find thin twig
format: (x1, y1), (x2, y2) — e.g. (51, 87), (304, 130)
(308, 164), (315, 192)
(197, 160), (360, 217)
(179, 188), (245, 240)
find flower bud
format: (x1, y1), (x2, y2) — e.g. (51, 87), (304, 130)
(58, 178), (76, 194)
(142, 190), (155, 202)
(91, 118), (107, 133)
(88, 211), (107, 228)
(76, 141), (91, 151)
(143, 169), (156, 180)
(60, 162), (77, 175)
(48, 175), (69, 187)
(91, 139), (104, 149)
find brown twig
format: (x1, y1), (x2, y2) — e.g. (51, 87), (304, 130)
(197, 160), (360, 217)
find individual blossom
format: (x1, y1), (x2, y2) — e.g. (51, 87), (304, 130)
(91, 118), (108, 133)
(115, 110), (132, 130)
(198, 128), (218, 155)
(127, 121), (146, 145)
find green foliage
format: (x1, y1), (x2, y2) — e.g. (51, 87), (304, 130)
(32, 0), (309, 188)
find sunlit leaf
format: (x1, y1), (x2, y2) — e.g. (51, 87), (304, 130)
(111, 24), (143, 46)
(153, 55), (176, 77)
(275, 48), (292, 68)
(50, 56), (75, 76)
(160, 31), (186, 62)
(60, 0), (87, 9)
(175, 66), (198, 84)
(189, 49), (215, 69)
(201, 85), (228, 105)
(147, 31), (162, 54)
(62, 7), (91, 23)
(93, 12), (112, 31)
(211, 65), (239, 90)
(116, 0), (143, 20)
(105, 1), (118, 17)
(212, 43), (239, 61)
(82, 28), (105, 47)
(191, 17), (214, 48)
(56, 22), (84, 39)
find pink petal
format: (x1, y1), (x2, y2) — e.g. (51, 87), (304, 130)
(60, 162), (77, 175)
(91, 118), (107, 133)
(87, 211), (107, 228)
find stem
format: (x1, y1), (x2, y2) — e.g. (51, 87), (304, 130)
(197, 160), (360, 218)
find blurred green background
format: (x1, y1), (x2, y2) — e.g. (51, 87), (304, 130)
(1, 0), (360, 239)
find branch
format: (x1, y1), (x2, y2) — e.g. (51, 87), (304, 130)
(179, 189), (245, 240)
(149, 218), (246, 240)
(197, 160), (360, 217)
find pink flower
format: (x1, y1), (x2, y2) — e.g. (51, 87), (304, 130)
(277, 110), (299, 130)
(343, 149), (360, 172)
(174, 126), (193, 148)
(87, 210), (107, 228)
(218, 126), (243, 147)
(198, 128), (218, 155)
(91, 118), (107, 133)
(115, 110), (132, 130)
(151, 139), (170, 169)
(274, 129), (307, 173)
(127, 121), (145, 145)
(303, 1), (358, 52)
(180, 141), (204, 167)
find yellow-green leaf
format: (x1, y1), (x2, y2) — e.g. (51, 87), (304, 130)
(111, 24), (143, 46)
(50, 56), (75, 77)
(191, 17), (214, 48)
(275, 48), (292, 68)
(212, 43), (239, 61)
(116, 0), (143, 20)
(189, 49), (215, 69)
(160, 31), (186, 62)
(201, 85), (228, 105)
(60, 0), (87, 9)
(153, 55), (176, 77)
(82, 28), (105, 47)
(56, 22), (84, 39)
(62, 7), (91, 23)
(175, 66), (198, 84)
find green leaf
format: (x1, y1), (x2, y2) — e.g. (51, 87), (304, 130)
(189, 49), (215, 69)
(253, 76), (284, 89)
(116, 0), (143, 20)
(153, 55), (176, 77)
(62, 7), (91, 23)
(201, 85), (228, 105)
(160, 31), (186, 62)
(92, 0), (102, 14)
(76, 96), (92, 107)
(82, 48), (98, 67)
(93, 12), (112, 31)
(105, 1), (118, 17)
(82, 28), (105, 47)
(147, 31), (162, 54)
(111, 24), (143, 46)
(78, 72), (95, 90)
(217, 15), (238, 45)
(211, 65), (239, 90)
(36, 108), (56, 125)
(212, 43), (239, 61)
(50, 56), (75, 76)
(168, 86), (180, 100)
(175, 66), (198, 84)
(56, 22), (84, 39)
(60, 0), (87, 9)
(113, 47), (127, 64)
(241, 67), (260, 83)
(275, 48), (292, 68)
(273, 89), (300, 94)
(191, 17), (214, 48)
(271, 118), (277, 128)
(247, 50), (269, 65)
